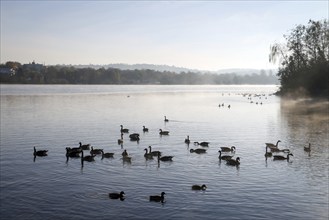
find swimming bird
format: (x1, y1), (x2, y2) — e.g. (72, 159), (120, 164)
(185, 135), (190, 144)
(79, 142), (90, 150)
(159, 129), (169, 135)
(304, 143), (311, 152)
(118, 133), (124, 145)
(120, 125), (129, 133)
(143, 126), (149, 132)
(226, 157), (240, 166)
(273, 153), (293, 161)
(158, 154), (173, 162)
(122, 149), (128, 157)
(164, 116), (169, 122)
(101, 150), (114, 159)
(109, 191), (125, 200)
(90, 146), (103, 155)
(191, 184), (207, 190)
(190, 148), (207, 154)
(264, 146), (273, 157)
(129, 133), (140, 141)
(149, 192), (165, 203)
(220, 146), (236, 152)
(144, 148), (153, 159)
(270, 147), (290, 153)
(149, 146), (161, 156)
(33, 146), (48, 157)
(194, 141), (209, 147)
(218, 150), (233, 160)
(265, 140), (281, 149)
(81, 150), (95, 162)
(66, 147), (80, 158)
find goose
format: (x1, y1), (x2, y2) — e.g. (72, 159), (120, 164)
(218, 150), (233, 160)
(159, 129), (169, 135)
(90, 147), (103, 155)
(144, 148), (153, 159)
(270, 147), (290, 153)
(149, 192), (165, 203)
(120, 125), (129, 133)
(101, 150), (114, 159)
(194, 141), (209, 147)
(109, 191), (125, 200)
(33, 146), (48, 157)
(304, 143), (311, 152)
(81, 150), (95, 162)
(164, 116), (169, 122)
(190, 148), (207, 154)
(184, 135), (190, 144)
(122, 149), (128, 157)
(143, 126), (149, 132)
(220, 146), (236, 152)
(149, 146), (161, 156)
(226, 157), (240, 166)
(129, 133), (140, 141)
(265, 140), (281, 149)
(158, 154), (173, 162)
(264, 146), (273, 157)
(118, 133), (124, 145)
(273, 153), (293, 161)
(191, 184), (207, 190)
(66, 147), (80, 158)
(79, 142), (90, 150)
(122, 155), (132, 163)
(67, 146), (82, 153)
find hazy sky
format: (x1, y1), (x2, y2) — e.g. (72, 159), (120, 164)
(1, 1), (327, 71)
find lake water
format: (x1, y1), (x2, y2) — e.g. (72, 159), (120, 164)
(1, 84), (328, 220)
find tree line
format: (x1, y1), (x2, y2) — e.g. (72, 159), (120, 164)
(0, 64), (278, 85)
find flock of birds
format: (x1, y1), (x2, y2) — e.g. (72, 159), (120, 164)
(33, 115), (312, 203)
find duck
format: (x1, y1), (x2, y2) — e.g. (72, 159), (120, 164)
(149, 146), (161, 156)
(159, 129), (169, 135)
(265, 140), (281, 149)
(218, 150), (233, 160)
(158, 154), (174, 162)
(273, 153), (293, 161)
(118, 133), (124, 145)
(220, 146), (236, 152)
(81, 150), (95, 162)
(143, 126), (149, 132)
(264, 146), (273, 157)
(191, 184), (207, 190)
(149, 192), (165, 203)
(194, 141), (209, 147)
(164, 116), (169, 122)
(304, 143), (311, 152)
(90, 146), (103, 155)
(184, 135), (190, 144)
(120, 125), (129, 133)
(129, 133), (140, 141)
(190, 148), (207, 154)
(79, 142), (90, 150)
(109, 191), (125, 200)
(101, 150), (114, 159)
(66, 147), (81, 158)
(33, 146), (48, 157)
(144, 148), (153, 159)
(226, 157), (240, 166)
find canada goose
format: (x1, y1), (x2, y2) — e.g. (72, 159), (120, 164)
(66, 147), (80, 158)
(218, 150), (233, 160)
(122, 149), (128, 157)
(33, 147), (48, 157)
(226, 157), (240, 166)
(144, 148), (153, 159)
(109, 191), (125, 200)
(185, 135), (190, 144)
(122, 155), (132, 163)
(264, 146), (273, 157)
(129, 133), (140, 141)
(120, 125), (129, 133)
(266, 140), (281, 149)
(101, 150), (114, 159)
(273, 153), (293, 161)
(90, 147), (103, 155)
(67, 146), (82, 153)
(81, 150), (95, 162)
(118, 133), (123, 145)
(158, 154), (173, 161)
(190, 148), (207, 154)
(191, 184), (207, 190)
(304, 143), (311, 152)
(79, 142), (90, 150)
(149, 192), (165, 203)
(143, 126), (149, 132)
(220, 146), (236, 152)
(159, 129), (169, 135)
(194, 142), (209, 147)
(270, 148), (290, 153)
(149, 146), (161, 156)
(164, 116), (169, 122)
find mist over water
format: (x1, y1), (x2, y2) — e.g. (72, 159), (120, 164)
(1, 85), (328, 220)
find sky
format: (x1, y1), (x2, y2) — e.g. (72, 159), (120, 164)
(0, 1), (328, 71)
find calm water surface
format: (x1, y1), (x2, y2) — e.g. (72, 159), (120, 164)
(1, 84), (328, 220)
